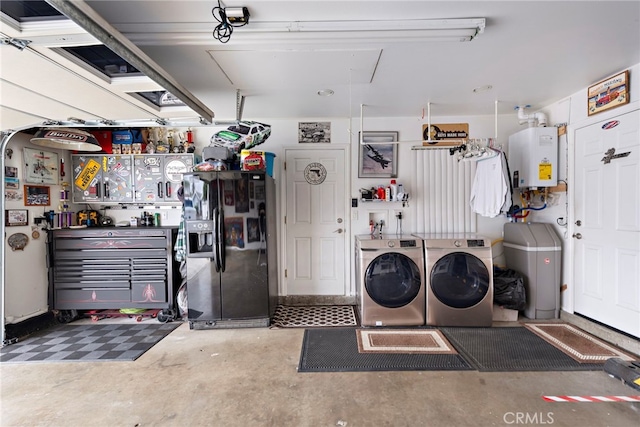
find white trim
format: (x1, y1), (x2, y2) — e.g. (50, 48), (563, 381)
(503, 242), (561, 252)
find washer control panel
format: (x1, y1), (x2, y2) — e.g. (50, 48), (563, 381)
(467, 239), (486, 247)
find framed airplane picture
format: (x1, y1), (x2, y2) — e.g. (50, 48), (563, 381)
(358, 131), (398, 178)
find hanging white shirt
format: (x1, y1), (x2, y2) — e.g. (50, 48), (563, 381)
(470, 153), (510, 218)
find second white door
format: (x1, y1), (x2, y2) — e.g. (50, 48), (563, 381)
(284, 148), (348, 295)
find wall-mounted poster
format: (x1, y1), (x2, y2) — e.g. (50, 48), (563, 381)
(23, 148), (59, 185)
(224, 217), (245, 248)
(422, 123), (469, 147)
(588, 70), (629, 116)
(298, 122), (331, 143)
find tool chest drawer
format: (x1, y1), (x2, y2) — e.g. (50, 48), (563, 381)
(48, 227), (175, 312)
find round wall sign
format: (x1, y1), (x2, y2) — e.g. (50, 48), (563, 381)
(304, 162), (327, 185)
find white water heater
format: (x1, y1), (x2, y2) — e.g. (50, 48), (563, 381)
(508, 127), (558, 188)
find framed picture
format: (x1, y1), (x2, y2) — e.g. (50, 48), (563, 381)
(23, 148), (59, 185)
(5, 177), (19, 190)
(358, 131), (398, 178)
(24, 185), (50, 206)
(298, 122), (331, 143)
(5, 209), (28, 226)
(588, 70), (630, 116)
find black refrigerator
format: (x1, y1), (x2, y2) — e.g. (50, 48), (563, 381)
(183, 170), (278, 329)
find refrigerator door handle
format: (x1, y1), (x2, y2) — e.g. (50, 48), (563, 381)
(218, 202), (226, 272)
(213, 207), (221, 272)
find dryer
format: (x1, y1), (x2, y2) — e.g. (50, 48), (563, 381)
(356, 235), (425, 326)
(413, 234), (493, 327)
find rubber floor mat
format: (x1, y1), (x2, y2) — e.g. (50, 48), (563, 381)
(298, 327), (472, 372)
(439, 327), (605, 372)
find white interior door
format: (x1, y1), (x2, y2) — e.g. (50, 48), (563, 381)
(284, 148), (347, 295)
(574, 110), (640, 338)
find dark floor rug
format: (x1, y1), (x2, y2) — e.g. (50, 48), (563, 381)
(271, 305), (358, 328)
(439, 327), (606, 372)
(0, 322), (180, 363)
(298, 328), (473, 372)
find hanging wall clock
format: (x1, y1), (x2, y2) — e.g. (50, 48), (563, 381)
(23, 147), (59, 185)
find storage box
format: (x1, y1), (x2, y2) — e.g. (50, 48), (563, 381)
(492, 304), (519, 321)
(240, 150), (275, 177)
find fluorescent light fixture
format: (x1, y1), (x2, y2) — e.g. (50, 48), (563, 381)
(230, 18), (485, 42)
(118, 18), (486, 45)
(45, 0), (215, 124)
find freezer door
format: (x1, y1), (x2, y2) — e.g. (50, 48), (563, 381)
(186, 258), (222, 321)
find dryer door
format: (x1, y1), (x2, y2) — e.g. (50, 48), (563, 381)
(365, 252), (421, 308)
(430, 252), (490, 308)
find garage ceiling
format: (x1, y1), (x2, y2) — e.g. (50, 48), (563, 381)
(1, 1), (639, 128)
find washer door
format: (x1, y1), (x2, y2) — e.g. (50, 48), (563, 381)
(430, 252), (490, 308)
(365, 252), (421, 308)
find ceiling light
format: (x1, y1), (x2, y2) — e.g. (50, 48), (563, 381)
(232, 18), (485, 43)
(473, 85), (493, 93)
(31, 128), (102, 151)
(46, 0), (215, 124)
(318, 89), (334, 97)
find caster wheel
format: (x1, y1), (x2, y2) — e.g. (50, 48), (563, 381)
(157, 310), (172, 323)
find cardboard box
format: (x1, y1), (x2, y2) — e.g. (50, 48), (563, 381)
(493, 304), (519, 322)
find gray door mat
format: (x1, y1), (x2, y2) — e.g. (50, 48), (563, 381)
(439, 327), (605, 372)
(0, 322), (180, 363)
(298, 327), (473, 372)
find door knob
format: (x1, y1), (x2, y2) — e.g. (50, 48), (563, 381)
(572, 233), (582, 239)
(575, 220), (582, 226)
(333, 228), (343, 234)
(337, 218), (343, 223)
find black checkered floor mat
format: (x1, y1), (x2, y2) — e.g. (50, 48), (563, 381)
(271, 305), (358, 328)
(0, 323), (180, 363)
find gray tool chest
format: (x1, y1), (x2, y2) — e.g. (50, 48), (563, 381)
(48, 227), (176, 313)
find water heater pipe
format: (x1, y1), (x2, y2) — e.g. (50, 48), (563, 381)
(516, 105), (547, 127)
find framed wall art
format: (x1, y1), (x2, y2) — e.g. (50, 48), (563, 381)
(298, 122), (331, 143)
(588, 70), (630, 116)
(358, 131), (398, 178)
(23, 147), (59, 185)
(5, 209), (28, 226)
(24, 185), (51, 206)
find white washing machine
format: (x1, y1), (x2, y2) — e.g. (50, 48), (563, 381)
(413, 234), (493, 327)
(355, 235), (425, 326)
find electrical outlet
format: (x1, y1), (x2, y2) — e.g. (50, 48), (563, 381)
(162, 211), (168, 220)
(352, 210), (358, 220)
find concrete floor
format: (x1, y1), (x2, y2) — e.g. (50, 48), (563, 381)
(1, 320), (639, 427)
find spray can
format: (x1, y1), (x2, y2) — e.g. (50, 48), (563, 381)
(390, 180), (397, 201)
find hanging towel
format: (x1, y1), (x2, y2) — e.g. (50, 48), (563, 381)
(470, 153), (510, 218)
